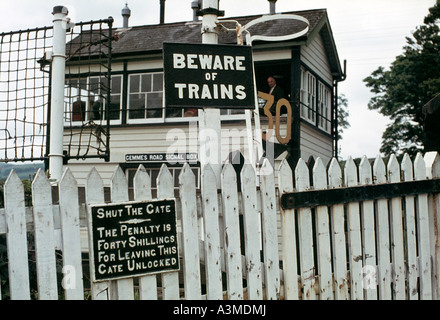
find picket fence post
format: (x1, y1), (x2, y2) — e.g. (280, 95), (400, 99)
(401, 154), (418, 299)
(327, 158), (348, 300)
(344, 156), (363, 300)
(260, 159), (281, 300)
(387, 155), (406, 299)
(240, 163), (263, 299)
(59, 168), (84, 300)
(312, 158), (333, 300)
(32, 169), (58, 300)
(424, 151), (440, 299)
(110, 166), (134, 300)
(221, 163), (244, 300)
(86, 167), (110, 300)
(4, 170), (31, 300)
(157, 164), (180, 300)
(373, 156), (392, 300)
(278, 159), (299, 300)
(359, 156), (377, 300)
(295, 158), (316, 300)
(414, 153), (433, 299)
(133, 165), (158, 300)
(201, 164), (223, 300)
(179, 163), (202, 300)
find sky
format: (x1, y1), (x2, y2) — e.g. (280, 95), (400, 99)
(0, 0), (436, 160)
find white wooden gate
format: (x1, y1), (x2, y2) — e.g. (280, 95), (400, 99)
(0, 152), (439, 300)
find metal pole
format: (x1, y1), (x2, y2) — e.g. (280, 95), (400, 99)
(199, 0), (223, 187)
(49, 6), (68, 182)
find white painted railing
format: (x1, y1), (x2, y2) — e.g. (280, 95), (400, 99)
(0, 152), (439, 300)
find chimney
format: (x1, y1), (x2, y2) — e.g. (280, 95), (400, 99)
(191, 0), (200, 22)
(160, 0), (166, 24)
(122, 3), (131, 28)
(268, 0), (277, 15)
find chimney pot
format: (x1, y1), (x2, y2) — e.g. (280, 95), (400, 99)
(191, 0), (200, 22)
(268, 0), (277, 15)
(160, 0), (166, 24)
(122, 3), (131, 28)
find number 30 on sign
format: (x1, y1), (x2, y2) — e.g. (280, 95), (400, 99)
(258, 91), (292, 144)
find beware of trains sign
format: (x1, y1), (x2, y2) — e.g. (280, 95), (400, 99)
(163, 42), (255, 109)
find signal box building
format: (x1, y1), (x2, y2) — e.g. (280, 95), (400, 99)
(63, 5), (345, 197)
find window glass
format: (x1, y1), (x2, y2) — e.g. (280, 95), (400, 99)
(141, 74), (152, 92)
(112, 76), (122, 94)
(318, 81), (331, 133)
(128, 73), (164, 121)
(300, 67), (316, 125)
(130, 75), (140, 93)
(152, 73), (163, 92)
(65, 76), (121, 123)
(129, 93), (145, 119)
(147, 92), (163, 118)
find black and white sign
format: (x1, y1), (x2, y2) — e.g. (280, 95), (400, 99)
(88, 199), (179, 282)
(125, 153), (198, 163)
(163, 42), (255, 109)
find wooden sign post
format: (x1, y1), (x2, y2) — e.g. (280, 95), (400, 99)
(198, 0), (224, 187)
(163, 0), (256, 188)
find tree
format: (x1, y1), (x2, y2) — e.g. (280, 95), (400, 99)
(338, 94), (350, 141)
(363, 1), (440, 156)
(335, 93), (350, 158)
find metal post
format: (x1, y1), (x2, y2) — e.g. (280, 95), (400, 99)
(199, 0), (223, 187)
(49, 6), (68, 182)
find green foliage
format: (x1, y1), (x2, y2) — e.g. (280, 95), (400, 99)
(0, 235), (8, 299)
(363, 1), (440, 156)
(338, 94), (350, 141)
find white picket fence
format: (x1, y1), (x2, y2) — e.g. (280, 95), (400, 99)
(0, 152), (439, 300)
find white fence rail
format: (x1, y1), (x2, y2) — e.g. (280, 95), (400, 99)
(0, 152), (439, 300)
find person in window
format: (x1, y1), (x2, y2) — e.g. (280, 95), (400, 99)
(72, 98), (85, 121)
(266, 76), (285, 116)
(184, 108), (198, 117)
(91, 98), (102, 121)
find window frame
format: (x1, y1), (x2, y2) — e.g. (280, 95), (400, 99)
(64, 74), (123, 126)
(300, 67), (317, 125)
(126, 70), (248, 124)
(299, 64), (334, 136)
(317, 81), (332, 134)
(127, 72), (165, 124)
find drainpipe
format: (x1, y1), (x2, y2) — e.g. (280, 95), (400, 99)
(49, 6), (68, 182)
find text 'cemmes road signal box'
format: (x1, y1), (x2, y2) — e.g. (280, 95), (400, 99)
(163, 42), (255, 109)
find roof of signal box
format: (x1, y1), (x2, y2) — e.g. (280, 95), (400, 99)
(67, 8), (343, 79)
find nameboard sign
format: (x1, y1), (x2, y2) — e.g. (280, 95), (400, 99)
(163, 42), (255, 109)
(125, 153), (198, 164)
(88, 199), (179, 282)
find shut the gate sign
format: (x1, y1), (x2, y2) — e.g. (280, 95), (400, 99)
(88, 199), (179, 282)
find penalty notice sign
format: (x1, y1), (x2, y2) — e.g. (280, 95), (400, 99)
(87, 199), (179, 282)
